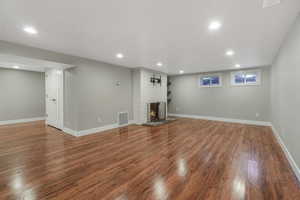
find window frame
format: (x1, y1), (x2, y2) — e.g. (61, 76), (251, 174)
(231, 70), (261, 86)
(199, 73), (222, 88)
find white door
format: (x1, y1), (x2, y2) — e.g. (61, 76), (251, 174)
(45, 69), (63, 129)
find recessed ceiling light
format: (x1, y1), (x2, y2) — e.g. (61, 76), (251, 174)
(13, 65), (20, 69)
(226, 50), (235, 56)
(116, 53), (124, 59)
(209, 21), (222, 31)
(23, 26), (38, 35)
(156, 62), (163, 67)
(179, 70), (184, 74)
(235, 64), (241, 68)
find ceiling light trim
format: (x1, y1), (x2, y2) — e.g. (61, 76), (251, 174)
(209, 21), (222, 31)
(116, 53), (124, 59)
(156, 62), (163, 67)
(23, 26), (38, 35)
(226, 50), (235, 56)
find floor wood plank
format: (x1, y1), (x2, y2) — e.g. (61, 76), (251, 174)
(0, 119), (299, 199)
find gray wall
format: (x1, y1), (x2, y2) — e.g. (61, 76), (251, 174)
(76, 60), (133, 131)
(0, 40), (133, 131)
(168, 67), (271, 122)
(0, 68), (45, 121)
(270, 15), (300, 167)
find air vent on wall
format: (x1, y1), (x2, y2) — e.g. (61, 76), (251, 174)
(263, 0), (281, 8)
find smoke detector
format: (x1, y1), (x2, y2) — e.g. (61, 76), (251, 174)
(263, 0), (281, 8)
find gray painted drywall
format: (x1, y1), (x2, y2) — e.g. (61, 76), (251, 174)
(270, 15), (300, 168)
(168, 67), (270, 122)
(132, 69), (141, 124)
(0, 40), (133, 131)
(63, 68), (79, 130)
(76, 60), (133, 131)
(0, 68), (45, 121)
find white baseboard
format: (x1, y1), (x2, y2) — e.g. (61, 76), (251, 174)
(271, 125), (300, 182)
(62, 120), (136, 137)
(168, 113), (271, 126)
(62, 127), (78, 137)
(0, 117), (46, 126)
(78, 123), (119, 137)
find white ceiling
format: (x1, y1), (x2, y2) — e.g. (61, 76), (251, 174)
(0, 0), (299, 74)
(0, 54), (73, 72)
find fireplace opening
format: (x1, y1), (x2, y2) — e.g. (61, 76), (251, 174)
(147, 102), (166, 122)
(149, 103), (160, 121)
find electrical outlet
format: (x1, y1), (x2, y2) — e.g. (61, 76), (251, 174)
(176, 107), (180, 111)
(256, 113), (260, 118)
(97, 117), (102, 123)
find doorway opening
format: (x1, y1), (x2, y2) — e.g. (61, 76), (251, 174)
(0, 54), (74, 129)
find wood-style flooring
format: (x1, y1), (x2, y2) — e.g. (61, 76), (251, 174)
(0, 118), (299, 200)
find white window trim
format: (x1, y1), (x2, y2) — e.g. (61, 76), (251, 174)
(199, 74), (222, 88)
(231, 69), (261, 86)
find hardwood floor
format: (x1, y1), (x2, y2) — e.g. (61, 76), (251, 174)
(0, 118), (299, 200)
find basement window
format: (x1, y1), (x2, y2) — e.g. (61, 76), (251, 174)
(199, 74), (222, 87)
(231, 70), (261, 86)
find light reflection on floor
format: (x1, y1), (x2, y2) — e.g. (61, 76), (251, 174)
(153, 176), (168, 200)
(233, 177), (246, 199)
(177, 158), (188, 178)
